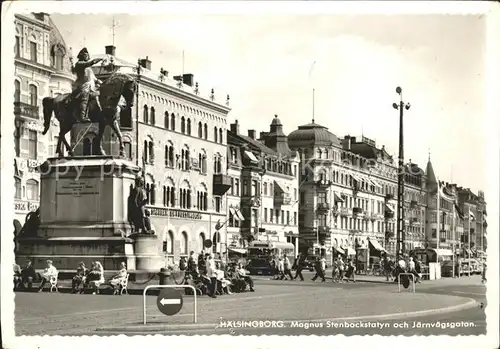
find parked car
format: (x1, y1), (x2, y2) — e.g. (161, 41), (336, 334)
(246, 258), (274, 276)
(441, 260), (454, 277)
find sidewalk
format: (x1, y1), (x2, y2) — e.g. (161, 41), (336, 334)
(330, 273), (483, 286)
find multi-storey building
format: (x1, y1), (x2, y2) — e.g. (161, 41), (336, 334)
(456, 187), (488, 255)
(71, 45), (232, 264)
(287, 120), (428, 267)
(226, 116), (300, 255)
(13, 13), (73, 231)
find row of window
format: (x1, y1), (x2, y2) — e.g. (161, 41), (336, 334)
(14, 80), (38, 106)
(141, 92), (225, 124)
(228, 147), (298, 177)
(14, 129), (38, 159)
(315, 216), (398, 234)
(142, 184), (223, 212)
(143, 106), (224, 144)
(14, 178), (39, 201)
(228, 177), (298, 200)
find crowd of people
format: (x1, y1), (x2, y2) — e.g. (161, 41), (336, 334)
(380, 255), (423, 283)
(13, 259), (129, 295)
(179, 251), (255, 298)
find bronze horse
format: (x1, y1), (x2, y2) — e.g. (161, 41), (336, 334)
(42, 72), (137, 157)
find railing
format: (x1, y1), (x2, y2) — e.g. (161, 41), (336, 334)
(14, 102), (39, 120)
(352, 207), (364, 215)
(274, 193), (292, 205)
(339, 207), (352, 217)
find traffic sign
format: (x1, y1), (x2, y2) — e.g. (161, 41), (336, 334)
(204, 239), (213, 248)
(156, 288), (183, 316)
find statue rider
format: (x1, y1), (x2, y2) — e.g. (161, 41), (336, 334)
(71, 47), (104, 122)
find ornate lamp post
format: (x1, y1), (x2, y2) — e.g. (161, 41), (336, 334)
(392, 87), (411, 259)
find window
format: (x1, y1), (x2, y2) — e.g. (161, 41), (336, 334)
(251, 180), (257, 196)
(179, 187), (191, 209)
(55, 52), (64, 70)
(164, 112), (169, 129)
(318, 192), (326, 204)
(29, 85), (38, 106)
(263, 183), (268, 196)
(234, 179), (240, 196)
(30, 41), (37, 62)
(181, 116), (186, 134)
(204, 123), (208, 139)
(15, 177), (21, 199)
(243, 180), (248, 196)
(165, 145), (174, 167)
(198, 122), (203, 138)
(28, 130), (37, 159)
(198, 233), (206, 252)
(231, 148), (237, 163)
(197, 188), (208, 211)
(15, 36), (20, 57)
(14, 80), (20, 102)
(26, 179), (39, 201)
(143, 105), (148, 123)
(294, 188), (297, 201)
(264, 208), (268, 222)
(150, 107), (155, 125)
(214, 196), (221, 212)
(276, 210), (280, 223)
(181, 148), (190, 171)
(294, 212), (297, 225)
(163, 184), (176, 207)
(171, 114), (176, 131)
(281, 210), (285, 224)
(214, 127), (218, 143)
(163, 231), (174, 254)
(269, 209), (274, 223)
(187, 118), (191, 135)
(219, 128), (223, 144)
(124, 141), (132, 159)
(180, 232), (188, 255)
(286, 211), (290, 225)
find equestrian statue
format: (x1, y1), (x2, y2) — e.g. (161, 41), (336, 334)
(42, 47), (137, 157)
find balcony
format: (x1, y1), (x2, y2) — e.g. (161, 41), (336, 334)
(339, 207), (352, 217)
(315, 179), (332, 188)
(410, 199), (418, 207)
(274, 192), (292, 206)
(385, 230), (395, 239)
(317, 226), (330, 233)
(213, 174), (231, 195)
(14, 102), (39, 120)
(384, 211), (394, 219)
(352, 207), (364, 216)
(385, 193), (394, 201)
(317, 202), (331, 211)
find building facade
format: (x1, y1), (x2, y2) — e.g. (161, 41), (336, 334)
(287, 120), (428, 266)
(70, 46), (232, 265)
(13, 13), (73, 232)
(456, 187), (488, 255)
(226, 117), (300, 255)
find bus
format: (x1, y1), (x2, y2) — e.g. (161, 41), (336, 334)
(246, 241), (296, 276)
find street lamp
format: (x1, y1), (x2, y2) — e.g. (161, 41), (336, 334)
(393, 87), (411, 259)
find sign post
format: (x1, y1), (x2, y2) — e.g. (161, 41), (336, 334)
(143, 285), (197, 325)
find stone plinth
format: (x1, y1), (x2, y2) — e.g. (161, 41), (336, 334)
(15, 156), (161, 271)
(133, 234), (164, 270)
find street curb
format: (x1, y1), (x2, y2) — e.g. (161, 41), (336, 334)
(95, 297), (479, 333)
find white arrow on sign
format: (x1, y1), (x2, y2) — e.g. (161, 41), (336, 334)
(160, 298), (181, 306)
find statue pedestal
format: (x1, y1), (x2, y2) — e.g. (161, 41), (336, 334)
(15, 156), (164, 271)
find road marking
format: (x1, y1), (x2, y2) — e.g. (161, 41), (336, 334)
(452, 291), (485, 296)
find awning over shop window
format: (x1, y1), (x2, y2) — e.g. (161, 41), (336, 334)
(334, 192), (344, 203)
(369, 239), (387, 253)
(234, 209), (245, 221)
(333, 245), (345, 254)
(351, 174), (362, 183)
(228, 247), (247, 255)
(229, 208), (236, 216)
(369, 178), (382, 188)
(274, 180), (286, 192)
(345, 247), (356, 255)
(244, 150), (259, 163)
(385, 204), (395, 213)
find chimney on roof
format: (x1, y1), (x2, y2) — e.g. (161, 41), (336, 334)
(139, 56), (152, 70)
(343, 135), (351, 150)
(230, 120), (240, 134)
(183, 74), (194, 87)
(105, 45), (116, 56)
(351, 136), (356, 143)
(248, 130), (256, 140)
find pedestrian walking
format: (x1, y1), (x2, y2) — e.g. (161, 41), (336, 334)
(312, 257), (325, 282)
(277, 258), (286, 280)
(206, 254), (218, 298)
(338, 258), (345, 282)
(293, 254), (305, 281)
(282, 254), (294, 280)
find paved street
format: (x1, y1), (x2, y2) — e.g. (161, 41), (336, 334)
(14, 275), (485, 336)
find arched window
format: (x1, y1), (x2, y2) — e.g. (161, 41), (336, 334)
(150, 107), (156, 125)
(143, 105), (149, 123)
(148, 141), (154, 163)
(26, 179), (39, 201)
(198, 122), (202, 138)
(197, 184), (208, 211)
(212, 231), (221, 253)
(164, 111), (169, 129)
(180, 181), (191, 209)
(124, 141), (132, 159)
(180, 231), (188, 255)
(181, 116), (186, 134)
(14, 80), (20, 102)
(219, 128), (223, 144)
(29, 85), (38, 106)
(187, 118), (191, 135)
(199, 233), (206, 252)
(14, 177), (21, 199)
(164, 230), (174, 254)
(171, 113), (176, 131)
(204, 123), (208, 139)
(214, 126), (218, 143)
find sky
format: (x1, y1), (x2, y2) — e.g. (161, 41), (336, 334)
(50, 13), (487, 194)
